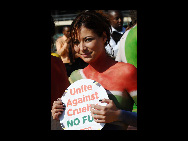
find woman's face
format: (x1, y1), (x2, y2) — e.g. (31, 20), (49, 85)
(73, 26), (107, 63)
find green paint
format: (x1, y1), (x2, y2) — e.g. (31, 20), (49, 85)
(108, 94), (134, 112)
(69, 69), (83, 83)
(125, 25), (137, 68)
(124, 26), (137, 112)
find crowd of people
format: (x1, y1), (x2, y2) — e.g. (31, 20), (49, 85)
(51, 10), (137, 130)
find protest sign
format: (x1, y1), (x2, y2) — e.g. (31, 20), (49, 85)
(59, 79), (109, 130)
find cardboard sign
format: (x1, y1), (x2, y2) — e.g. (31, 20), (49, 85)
(59, 79), (109, 130)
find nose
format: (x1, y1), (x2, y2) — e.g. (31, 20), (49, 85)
(78, 41), (86, 51)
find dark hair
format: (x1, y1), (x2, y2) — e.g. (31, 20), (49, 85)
(126, 10), (137, 31)
(130, 10), (137, 25)
(70, 10), (111, 47)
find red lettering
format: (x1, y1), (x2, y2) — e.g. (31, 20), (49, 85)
(85, 95), (90, 101)
(67, 109), (73, 116)
(84, 85), (87, 92)
(67, 99), (72, 107)
(78, 98), (83, 104)
(94, 92), (99, 99)
(87, 104), (91, 111)
(72, 99), (78, 106)
(82, 107), (86, 112)
(91, 94), (95, 100)
(70, 88), (76, 95)
(88, 85), (92, 90)
(69, 85), (92, 95)
(81, 85), (84, 93)
(76, 88), (81, 94)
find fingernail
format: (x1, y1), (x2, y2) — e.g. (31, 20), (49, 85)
(99, 99), (102, 102)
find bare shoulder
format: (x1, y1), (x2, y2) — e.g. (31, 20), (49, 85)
(56, 35), (65, 43)
(108, 62), (137, 79)
(114, 62), (136, 71)
(62, 35), (67, 40)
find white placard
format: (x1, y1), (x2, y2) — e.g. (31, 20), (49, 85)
(59, 79), (109, 130)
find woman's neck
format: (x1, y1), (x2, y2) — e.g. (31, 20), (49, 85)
(87, 53), (117, 73)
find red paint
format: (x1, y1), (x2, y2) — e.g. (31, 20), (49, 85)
(83, 60), (137, 93)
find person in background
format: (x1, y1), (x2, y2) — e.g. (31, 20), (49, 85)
(105, 10), (126, 59)
(51, 10), (137, 130)
(51, 16), (70, 130)
(55, 25), (74, 77)
(56, 26), (72, 64)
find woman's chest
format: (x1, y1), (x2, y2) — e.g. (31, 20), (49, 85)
(79, 69), (134, 111)
(85, 70), (126, 92)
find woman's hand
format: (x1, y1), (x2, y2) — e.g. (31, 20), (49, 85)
(51, 98), (65, 120)
(57, 37), (72, 56)
(90, 99), (121, 123)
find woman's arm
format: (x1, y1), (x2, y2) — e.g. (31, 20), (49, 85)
(118, 110), (137, 127)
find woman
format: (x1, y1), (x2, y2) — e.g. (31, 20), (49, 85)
(51, 10), (137, 130)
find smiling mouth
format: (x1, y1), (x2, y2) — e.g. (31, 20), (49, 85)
(81, 52), (92, 57)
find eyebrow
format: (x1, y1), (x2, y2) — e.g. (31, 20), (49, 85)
(83, 36), (93, 39)
(74, 36), (93, 41)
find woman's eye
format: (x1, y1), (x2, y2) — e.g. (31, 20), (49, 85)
(85, 38), (93, 42)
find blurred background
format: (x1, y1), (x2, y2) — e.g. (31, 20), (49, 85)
(51, 10), (132, 53)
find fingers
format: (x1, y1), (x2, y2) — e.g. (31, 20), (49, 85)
(51, 98), (66, 120)
(91, 109), (105, 123)
(91, 104), (104, 110)
(94, 119), (105, 123)
(90, 99), (116, 123)
(91, 114), (105, 123)
(53, 112), (62, 120)
(52, 108), (64, 114)
(90, 107), (103, 115)
(52, 102), (64, 110)
(52, 99), (66, 109)
(91, 104), (106, 123)
(100, 99), (112, 104)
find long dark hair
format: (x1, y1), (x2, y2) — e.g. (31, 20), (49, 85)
(70, 10), (112, 47)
